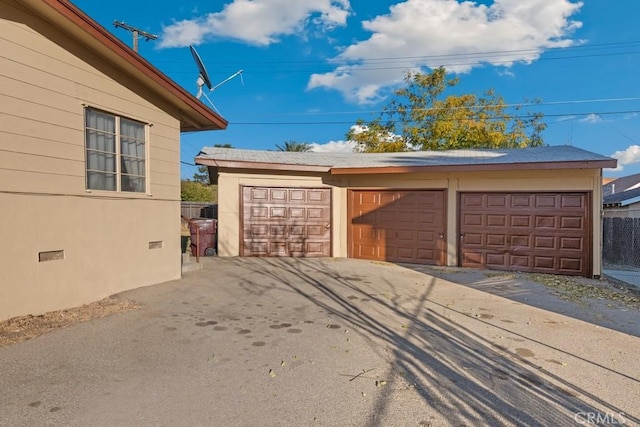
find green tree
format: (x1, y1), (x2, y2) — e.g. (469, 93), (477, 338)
(192, 165), (210, 184)
(275, 140), (312, 152)
(181, 180), (216, 202)
(347, 67), (546, 152)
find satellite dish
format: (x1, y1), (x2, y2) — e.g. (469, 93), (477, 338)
(190, 45), (212, 98)
(189, 45), (244, 114)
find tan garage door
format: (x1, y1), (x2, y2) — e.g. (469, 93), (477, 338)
(459, 192), (591, 276)
(349, 190), (446, 264)
(242, 186), (331, 257)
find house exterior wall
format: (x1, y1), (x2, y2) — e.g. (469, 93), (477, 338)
(0, 3), (182, 320)
(216, 167), (604, 277)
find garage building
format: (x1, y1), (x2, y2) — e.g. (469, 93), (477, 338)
(195, 146), (616, 277)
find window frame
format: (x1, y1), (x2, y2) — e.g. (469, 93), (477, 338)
(84, 107), (149, 194)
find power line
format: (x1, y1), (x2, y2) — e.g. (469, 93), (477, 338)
(233, 97), (640, 119)
(158, 40), (640, 75)
(158, 39), (640, 67)
(229, 109), (640, 126)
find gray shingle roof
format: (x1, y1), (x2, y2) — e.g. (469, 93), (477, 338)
(603, 187), (640, 205)
(196, 145), (615, 170)
(603, 173), (640, 197)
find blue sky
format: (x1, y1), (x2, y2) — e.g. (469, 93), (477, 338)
(73, 0), (640, 180)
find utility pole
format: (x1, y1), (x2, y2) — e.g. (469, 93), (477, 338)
(113, 21), (157, 52)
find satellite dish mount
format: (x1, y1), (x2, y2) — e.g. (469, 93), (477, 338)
(190, 45), (243, 114)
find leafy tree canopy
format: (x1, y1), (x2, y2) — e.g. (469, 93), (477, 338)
(181, 180), (216, 202)
(276, 140), (312, 152)
(347, 67), (546, 152)
(191, 165), (210, 185)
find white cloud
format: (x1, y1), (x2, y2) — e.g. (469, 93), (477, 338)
(610, 145), (640, 171)
(308, 140), (357, 152)
(159, 0), (351, 47)
(308, 0), (583, 103)
(580, 113), (603, 124)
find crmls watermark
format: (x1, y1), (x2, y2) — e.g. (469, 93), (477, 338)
(574, 412), (626, 425)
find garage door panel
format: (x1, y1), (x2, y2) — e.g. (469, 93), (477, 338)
(248, 241), (268, 255)
(560, 258), (582, 273)
(487, 234), (507, 247)
(290, 208), (305, 219)
(487, 215), (507, 227)
(250, 207), (268, 219)
(289, 189), (305, 201)
(271, 189), (287, 201)
(350, 190), (446, 265)
(534, 256), (555, 270)
(561, 217), (583, 229)
(562, 194), (584, 208)
(511, 235), (530, 247)
(511, 195), (532, 207)
(460, 192), (590, 276)
(250, 188), (268, 200)
(560, 237), (583, 250)
(510, 255), (531, 268)
(242, 187), (331, 257)
(534, 236), (556, 249)
(463, 214), (483, 227)
(511, 216), (531, 227)
(535, 195), (557, 208)
(486, 253), (508, 268)
(462, 233), (482, 246)
(535, 216), (556, 228)
(488, 195), (509, 207)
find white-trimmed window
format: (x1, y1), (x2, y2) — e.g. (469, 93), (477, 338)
(85, 108), (147, 193)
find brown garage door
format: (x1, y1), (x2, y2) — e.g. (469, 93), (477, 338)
(242, 186), (331, 257)
(349, 190), (446, 264)
(459, 192), (591, 276)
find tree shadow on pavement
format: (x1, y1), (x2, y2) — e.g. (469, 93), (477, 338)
(221, 257), (638, 427)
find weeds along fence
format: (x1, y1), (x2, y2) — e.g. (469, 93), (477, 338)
(602, 213), (640, 268)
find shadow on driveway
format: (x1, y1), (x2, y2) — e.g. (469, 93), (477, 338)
(223, 257), (638, 426)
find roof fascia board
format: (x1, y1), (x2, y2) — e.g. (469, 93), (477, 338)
(621, 196), (640, 207)
(330, 159), (617, 175)
(195, 159), (331, 173)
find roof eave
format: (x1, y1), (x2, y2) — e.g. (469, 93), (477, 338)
(195, 158), (331, 173)
(330, 159), (618, 175)
(27, 0), (228, 132)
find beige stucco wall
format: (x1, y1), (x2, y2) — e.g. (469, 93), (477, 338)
(217, 167), (604, 277)
(0, 3), (182, 320)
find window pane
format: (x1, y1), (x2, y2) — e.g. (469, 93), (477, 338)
(121, 176), (145, 193)
(86, 110), (115, 133)
(87, 151), (116, 172)
(121, 137), (144, 157)
(121, 157), (145, 176)
(86, 130), (116, 153)
(121, 119), (145, 141)
(87, 171), (116, 191)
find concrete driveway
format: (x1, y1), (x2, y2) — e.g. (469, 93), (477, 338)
(0, 258), (638, 427)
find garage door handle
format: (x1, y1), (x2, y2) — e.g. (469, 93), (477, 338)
(325, 224), (331, 229)
(439, 233), (444, 239)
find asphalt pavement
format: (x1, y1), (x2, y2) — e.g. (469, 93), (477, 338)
(0, 257), (638, 427)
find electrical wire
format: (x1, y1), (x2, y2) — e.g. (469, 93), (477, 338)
(229, 109), (640, 126)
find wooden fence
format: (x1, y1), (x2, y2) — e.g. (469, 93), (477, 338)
(181, 202), (217, 219)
